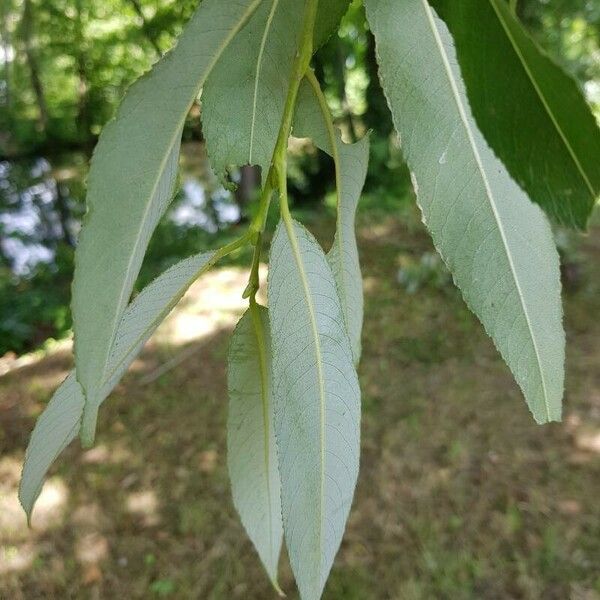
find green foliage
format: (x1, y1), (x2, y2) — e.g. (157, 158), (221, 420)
(17, 0), (600, 598)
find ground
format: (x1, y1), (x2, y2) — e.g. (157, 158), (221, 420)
(1, 205), (599, 599)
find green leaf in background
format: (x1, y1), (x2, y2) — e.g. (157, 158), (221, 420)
(20, 251), (215, 520)
(313, 0), (352, 49)
(71, 0), (261, 446)
(227, 306), (283, 591)
(430, 0), (600, 229)
(365, 0), (565, 423)
(268, 219), (361, 600)
(294, 78), (370, 364)
(202, 0), (306, 178)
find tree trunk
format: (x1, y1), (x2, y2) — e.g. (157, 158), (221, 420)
(74, 0), (91, 143)
(0, 3), (11, 111)
(21, 0), (48, 132)
(234, 165), (260, 222)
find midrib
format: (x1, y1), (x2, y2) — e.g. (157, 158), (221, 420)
(249, 0), (280, 163)
(283, 219), (326, 578)
(489, 0), (596, 199)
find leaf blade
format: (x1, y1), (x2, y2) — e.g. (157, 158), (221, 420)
(19, 372), (84, 521)
(202, 0), (306, 176)
(72, 0), (261, 444)
(227, 306), (283, 590)
(365, 0), (565, 422)
(21, 251), (215, 519)
(294, 79), (370, 363)
(268, 219), (360, 599)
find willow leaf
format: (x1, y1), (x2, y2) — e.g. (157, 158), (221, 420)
(20, 252), (215, 520)
(327, 138), (370, 364)
(365, 0), (564, 422)
(268, 219), (360, 600)
(294, 78), (369, 363)
(430, 0), (600, 229)
(72, 0), (261, 446)
(19, 373), (84, 521)
(202, 0), (306, 177)
(227, 306), (283, 591)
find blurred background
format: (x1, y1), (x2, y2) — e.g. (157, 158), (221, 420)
(1, 0), (599, 598)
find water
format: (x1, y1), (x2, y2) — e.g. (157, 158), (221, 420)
(0, 143), (240, 277)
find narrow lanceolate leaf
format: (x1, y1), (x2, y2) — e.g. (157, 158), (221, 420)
(227, 306), (283, 591)
(366, 0), (565, 422)
(202, 0), (306, 177)
(72, 0), (261, 445)
(430, 0), (600, 229)
(268, 220), (361, 600)
(20, 251), (215, 520)
(19, 373), (84, 521)
(328, 139), (370, 364)
(294, 78), (370, 363)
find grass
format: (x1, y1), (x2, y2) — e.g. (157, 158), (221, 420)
(1, 203), (600, 599)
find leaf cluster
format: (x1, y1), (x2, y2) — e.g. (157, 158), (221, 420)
(19, 1), (600, 598)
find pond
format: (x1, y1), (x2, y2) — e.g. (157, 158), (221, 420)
(0, 143), (240, 276)
(0, 143), (243, 355)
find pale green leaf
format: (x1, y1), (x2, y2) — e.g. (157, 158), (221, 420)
(365, 0), (564, 422)
(103, 251), (216, 393)
(19, 373), (84, 521)
(294, 78), (370, 364)
(20, 251), (215, 520)
(268, 219), (360, 600)
(327, 138), (370, 364)
(227, 306), (283, 590)
(72, 0), (261, 445)
(202, 0), (306, 177)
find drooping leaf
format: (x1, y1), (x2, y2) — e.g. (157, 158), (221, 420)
(202, 0), (306, 178)
(365, 0), (565, 422)
(103, 251), (216, 393)
(72, 0), (261, 446)
(19, 373), (84, 521)
(227, 306), (283, 590)
(268, 219), (361, 600)
(429, 0), (600, 229)
(294, 78), (370, 363)
(20, 252), (215, 520)
(327, 139), (370, 364)
(202, 0), (352, 179)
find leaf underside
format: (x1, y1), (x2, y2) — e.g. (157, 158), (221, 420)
(202, 0), (305, 178)
(20, 251), (215, 520)
(227, 307), (283, 589)
(365, 0), (565, 423)
(72, 0), (261, 444)
(294, 78), (370, 363)
(268, 219), (360, 600)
